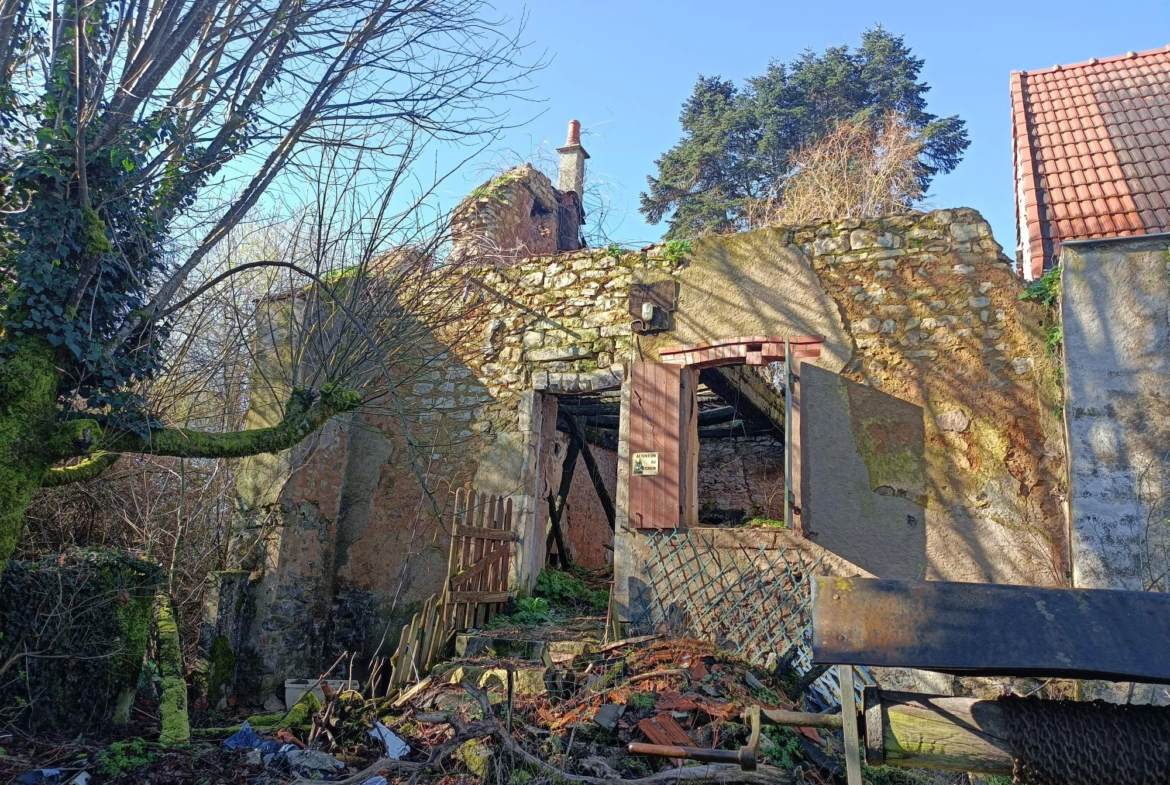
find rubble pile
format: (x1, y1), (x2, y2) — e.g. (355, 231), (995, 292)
(0, 567), (866, 785)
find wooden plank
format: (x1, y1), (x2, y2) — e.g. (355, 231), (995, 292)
(448, 591), (511, 603)
(680, 367), (699, 527)
(811, 576), (1170, 683)
(405, 611), (421, 682)
(839, 665), (862, 785)
(483, 496), (499, 621)
(417, 594), (437, 680)
(500, 497), (513, 597)
(452, 524), (519, 541)
(391, 618), (412, 688)
(444, 489), (463, 603)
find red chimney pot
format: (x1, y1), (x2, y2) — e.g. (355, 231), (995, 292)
(566, 119), (581, 147)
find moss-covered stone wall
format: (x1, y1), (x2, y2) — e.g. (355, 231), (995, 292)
(0, 550), (163, 731)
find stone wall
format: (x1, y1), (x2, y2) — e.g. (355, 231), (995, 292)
(697, 435), (785, 524)
(450, 164), (583, 264)
(791, 210), (1067, 585)
(1061, 235), (1170, 591)
(230, 246), (653, 700)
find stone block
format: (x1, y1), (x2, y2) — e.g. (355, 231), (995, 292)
(527, 345), (593, 363)
(813, 236), (849, 255)
(455, 633), (550, 662)
(548, 640), (593, 665)
(1011, 357), (1034, 375)
(851, 317), (881, 334)
(968, 296), (991, 308)
(952, 264), (976, 275)
(936, 409), (971, 433)
(949, 223), (983, 242)
(880, 320), (898, 334)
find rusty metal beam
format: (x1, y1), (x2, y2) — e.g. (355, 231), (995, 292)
(811, 577), (1170, 683)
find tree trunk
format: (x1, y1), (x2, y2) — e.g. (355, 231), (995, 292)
(0, 337), (64, 566)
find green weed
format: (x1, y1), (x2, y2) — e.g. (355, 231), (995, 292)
(534, 568), (608, 612)
(1019, 266), (1061, 307)
(97, 738), (158, 777)
(663, 239), (692, 264)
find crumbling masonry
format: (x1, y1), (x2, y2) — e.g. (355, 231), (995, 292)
(223, 124), (1067, 705)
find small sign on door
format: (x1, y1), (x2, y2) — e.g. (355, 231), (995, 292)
(633, 452), (659, 477)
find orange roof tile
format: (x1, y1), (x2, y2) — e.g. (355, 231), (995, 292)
(1011, 45), (1170, 279)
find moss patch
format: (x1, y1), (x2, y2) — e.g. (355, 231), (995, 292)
(206, 635), (237, 707)
(154, 596), (191, 744)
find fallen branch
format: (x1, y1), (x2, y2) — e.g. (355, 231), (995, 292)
(293, 757), (422, 785)
(628, 669), (688, 684)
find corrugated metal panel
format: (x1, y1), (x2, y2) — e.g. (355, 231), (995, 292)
(629, 362), (683, 529)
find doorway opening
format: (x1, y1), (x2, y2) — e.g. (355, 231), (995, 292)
(544, 389), (619, 569)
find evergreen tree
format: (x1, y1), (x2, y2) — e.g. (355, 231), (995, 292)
(640, 28), (970, 238)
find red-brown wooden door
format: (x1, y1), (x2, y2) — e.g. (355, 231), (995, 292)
(628, 362), (697, 529)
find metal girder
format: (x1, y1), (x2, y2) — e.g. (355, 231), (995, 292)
(811, 577), (1170, 683)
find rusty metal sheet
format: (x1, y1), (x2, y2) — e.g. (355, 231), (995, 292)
(811, 577), (1170, 683)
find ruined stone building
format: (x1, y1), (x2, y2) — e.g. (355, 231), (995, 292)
(212, 77), (1169, 705)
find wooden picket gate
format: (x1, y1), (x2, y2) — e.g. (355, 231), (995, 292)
(386, 489), (516, 691)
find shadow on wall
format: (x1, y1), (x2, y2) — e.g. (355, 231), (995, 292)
(801, 364), (927, 579)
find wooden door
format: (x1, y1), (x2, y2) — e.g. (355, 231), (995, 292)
(628, 362), (697, 529)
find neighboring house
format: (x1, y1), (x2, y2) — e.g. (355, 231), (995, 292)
(1013, 47), (1170, 593)
(1011, 45), (1170, 281)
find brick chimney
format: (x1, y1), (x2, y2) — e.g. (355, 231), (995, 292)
(556, 119), (589, 200)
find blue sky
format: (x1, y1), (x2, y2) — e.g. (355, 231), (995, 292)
(441, 0), (1170, 254)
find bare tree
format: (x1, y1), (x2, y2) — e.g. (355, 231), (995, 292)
(748, 111), (925, 227)
(0, 0), (537, 564)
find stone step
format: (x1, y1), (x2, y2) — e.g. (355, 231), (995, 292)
(455, 633), (551, 663)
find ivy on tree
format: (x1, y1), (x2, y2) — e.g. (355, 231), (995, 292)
(640, 27), (971, 239)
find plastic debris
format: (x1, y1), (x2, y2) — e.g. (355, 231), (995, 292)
(221, 720), (296, 763)
(359, 778), (388, 785)
(369, 722), (410, 759)
(285, 749), (345, 776)
(15, 770), (62, 785)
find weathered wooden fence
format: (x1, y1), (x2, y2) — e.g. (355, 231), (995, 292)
(386, 489), (516, 691)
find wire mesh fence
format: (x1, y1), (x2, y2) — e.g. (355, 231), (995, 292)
(631, 528), (871, 710)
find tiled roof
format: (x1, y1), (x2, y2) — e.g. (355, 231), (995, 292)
(1011, 45), (1170, 280)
